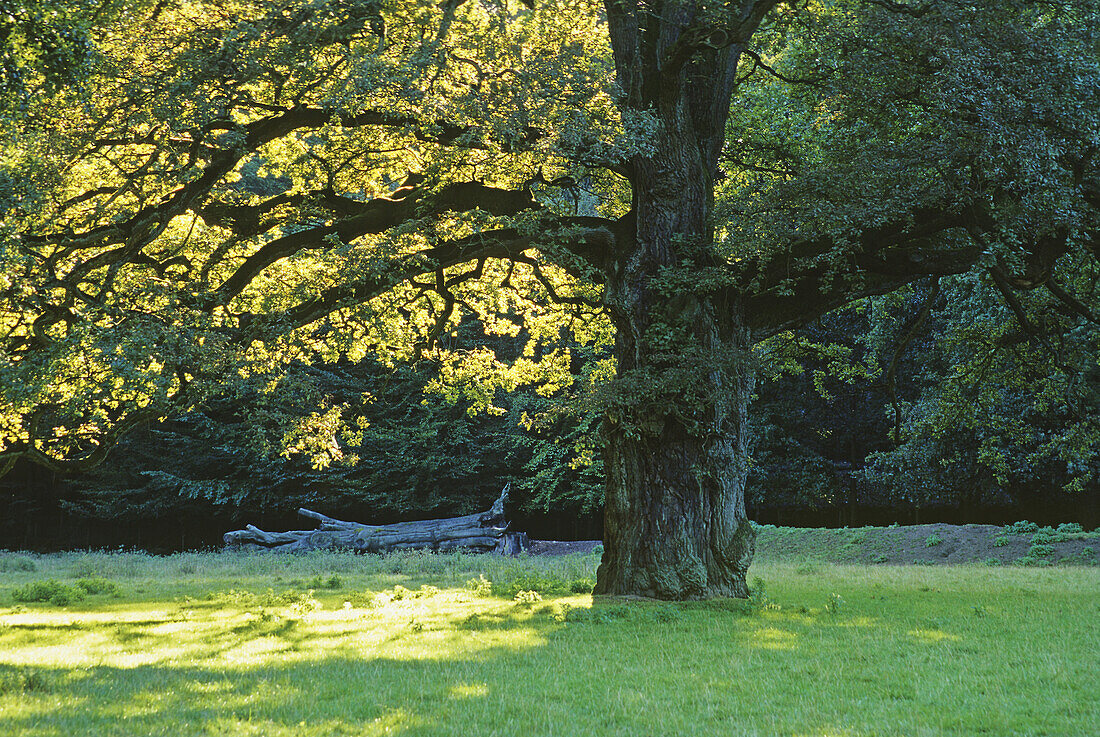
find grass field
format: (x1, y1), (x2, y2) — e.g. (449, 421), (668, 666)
(0, 548), (1097, 737)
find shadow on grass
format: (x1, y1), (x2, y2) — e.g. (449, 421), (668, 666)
(2, 578), (1096, 737)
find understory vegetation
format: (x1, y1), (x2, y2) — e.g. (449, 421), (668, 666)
(0, 548), (1097, 736)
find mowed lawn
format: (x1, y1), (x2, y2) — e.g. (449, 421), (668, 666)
(0, 549), (1097, 737)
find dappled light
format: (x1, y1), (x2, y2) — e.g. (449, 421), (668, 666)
(1, 554), (1096, 736)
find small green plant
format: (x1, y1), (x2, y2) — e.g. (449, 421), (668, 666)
(1004, 521), (1039, 535)
(650, 606), (682, 623)
(1056, 522), (1084, 535)
(1013, 556), (1052, 567)
(592, 544), (604, 555)
(824, 593), (844, 615)
(587, 604), (632, 624)
(458, 613), (487, 630)
(871, 554), (888, 564)
(408, 618), (424, 632)
(465, 575), (493, 597)
(513, 590), (543, 605)
(925, 533), (943, 547)
(748, 577), (768, 610)
(387, 585), (413, 601)
(983, 557), (1000, 566)
(992, 535), (1009, 547)
(1028, 544), (1055, 558)
(345, 591), (377, 608)
(971, 605), (986, 617)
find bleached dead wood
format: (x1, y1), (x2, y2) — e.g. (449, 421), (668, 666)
(222, 484), (527, 554)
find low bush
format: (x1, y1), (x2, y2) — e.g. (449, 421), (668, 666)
(75, 578), (121, 596)
(1004, 521), (1039, 535)
(1028, 544), (1055, 558)
(11, 580), (86, 606)
(568, 578), (595, 594)
(465, 575), (493, 597)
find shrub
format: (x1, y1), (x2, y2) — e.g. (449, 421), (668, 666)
(1056, 523), (1084, 535)
(513, 590), (543, 605)
(568, 578), (595, 594)
(75, 578), (120, 596)
(925, 533), (943, 547)
(992, 535), (1009, 547)
(1028, 544), (1055, 558)
(342, 592), (377, 608)
(12, 580), (85, 606)
(592, 544), (604, 555)
(465, 575), (493, 597)
(1004, 521), (1039, 535)
(748, 577), (767, 609)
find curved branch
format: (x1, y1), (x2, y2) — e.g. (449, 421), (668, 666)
(741, 205), (988, 336)
(209, 182), (543, 305)
(237, 221), (618, 341)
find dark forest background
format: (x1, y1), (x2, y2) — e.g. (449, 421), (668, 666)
(5, 274), (1098, 552)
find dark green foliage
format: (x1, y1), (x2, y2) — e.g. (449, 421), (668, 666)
(47, 323), (604, 529)
(11, 580), (85, 606)
(568, 578), (595, 594)
(74, 578), (120, 596)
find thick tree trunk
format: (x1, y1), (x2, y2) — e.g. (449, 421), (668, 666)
(595, 315), (757, 599)
(223, 484), (527, 554)
(592, 105), (758, 597)
(593, 0), (776, 599)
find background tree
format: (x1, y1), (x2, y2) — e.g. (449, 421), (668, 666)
(1, 0), (1098, 598)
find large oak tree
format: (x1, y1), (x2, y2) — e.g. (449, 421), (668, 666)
(2, 0), (1098, 598)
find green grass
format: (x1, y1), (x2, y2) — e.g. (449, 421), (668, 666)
(0, 550), (1097, 736)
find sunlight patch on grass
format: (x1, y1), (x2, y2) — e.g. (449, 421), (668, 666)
(749, 626), (799, 650)
(906, 628), (961, 643)
(0, 552), (1096, 736)
(447, 682), (489, 699)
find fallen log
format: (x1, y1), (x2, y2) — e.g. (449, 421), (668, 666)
(222, 484), (528, 555)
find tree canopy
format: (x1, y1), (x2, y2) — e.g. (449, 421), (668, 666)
(1, 0), (1098, 597)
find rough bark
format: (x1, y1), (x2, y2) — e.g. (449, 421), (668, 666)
(223, 484), (527, 554)
(592, 1), (778, 599)
(597, 325), (757, 599)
